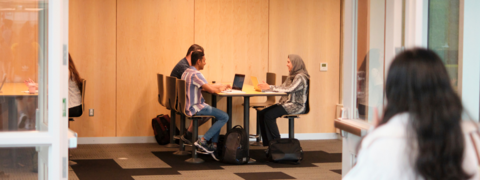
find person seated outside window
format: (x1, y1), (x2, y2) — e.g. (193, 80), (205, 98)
(181, 51), (231, 161)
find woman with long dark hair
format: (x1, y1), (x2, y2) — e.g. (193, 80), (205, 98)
(344, 48), (479, 179)
(68, 54), (83, 117)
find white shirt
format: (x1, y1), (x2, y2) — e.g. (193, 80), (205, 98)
(343, 113), (480, 180)
(68, 78), (82, 108)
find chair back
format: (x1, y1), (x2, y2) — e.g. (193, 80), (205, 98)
(81, 79), (86, 114)
(157, 74), (165, 107)
(176, 79), (188, 116)
(282, 75), (288, 84)
(266, 72), (276, 103)
(304, 79), (310, 114)
(165, 76), (177, 111)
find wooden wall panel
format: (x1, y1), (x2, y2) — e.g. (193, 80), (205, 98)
(69, 0), (117, 137)
(269, 0), (341, 133)
(116, 0), (194, 137)
(69, 0), (341, 138)
(194, 0), (269, 133)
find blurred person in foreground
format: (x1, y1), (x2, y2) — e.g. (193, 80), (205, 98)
(343, 48), (479, 180)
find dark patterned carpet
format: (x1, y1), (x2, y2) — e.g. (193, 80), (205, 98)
(71, 149), (341, 180)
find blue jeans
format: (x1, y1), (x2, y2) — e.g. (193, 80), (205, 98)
(196, 105), (229, 143)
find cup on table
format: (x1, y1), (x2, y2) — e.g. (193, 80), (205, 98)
(28, 83), (37, 94)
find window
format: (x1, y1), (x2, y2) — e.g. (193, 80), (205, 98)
(427, 0), (460, 90)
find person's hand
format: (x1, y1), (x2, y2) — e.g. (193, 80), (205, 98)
(258, 81), (270, 90)
(224, 84), (231, 90)
(219, 84), (231, 91)
(24, 79), (38, 90)
(24, 78), (34, 86)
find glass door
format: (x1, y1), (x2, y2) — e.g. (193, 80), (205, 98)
(354, 0), (387, 122)
(0, 0), (68, 179)
(346, 0), (406, 122)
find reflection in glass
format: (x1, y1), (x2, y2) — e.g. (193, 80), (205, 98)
(356, 0), (385, 122)
(0, 146), (48, 180)
(428, 0), (459, 90)
(0, 1), (47, 132)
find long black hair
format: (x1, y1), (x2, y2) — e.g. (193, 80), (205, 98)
(380, 48), (470, 179)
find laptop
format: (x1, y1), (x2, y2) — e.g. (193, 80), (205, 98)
(231, 74), (245, 92)
(0, 74), (6, 93)
(222, 74), (245, 93)
(251, 76), (261, 92)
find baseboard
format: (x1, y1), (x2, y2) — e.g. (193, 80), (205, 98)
(78, 136), (157, 144)
(278, 133), (338, 140)
(78, 133), (339, 144)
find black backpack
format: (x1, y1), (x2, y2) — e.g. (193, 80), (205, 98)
(268, 138), (303, 164)
(222, 125), (249, 164)
(151, 114), (180, 145)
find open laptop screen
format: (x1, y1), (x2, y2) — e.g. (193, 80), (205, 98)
(232, 74), (245, 90)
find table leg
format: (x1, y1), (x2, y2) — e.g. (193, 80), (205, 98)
(243, 96), (256, 163)
(8, 97), (18, 131)
(7, 97), (17, 168)
(227, 97), (232, 131)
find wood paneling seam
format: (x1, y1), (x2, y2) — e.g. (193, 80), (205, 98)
(115, 0), (118, 137)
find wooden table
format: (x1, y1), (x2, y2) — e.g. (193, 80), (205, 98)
(0, 83), (37, 130)
(210, 84), (286, 163)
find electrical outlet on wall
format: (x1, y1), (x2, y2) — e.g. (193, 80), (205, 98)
(89, 109), (94, 116)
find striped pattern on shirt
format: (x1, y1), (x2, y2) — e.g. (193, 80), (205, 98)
(181, 67), (208, 116)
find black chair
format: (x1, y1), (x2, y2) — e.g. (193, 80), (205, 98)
(162, 76), (183, 149)
(157, 74), (165, 107)
(250, 72), (276, 146)
(281, 80), (310, 139)
(177, 79), (215, 163)
(157, 74), (179, 148)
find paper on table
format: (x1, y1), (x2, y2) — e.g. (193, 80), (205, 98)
(22, 90), (38, 93)
(221, 91), (246, 93)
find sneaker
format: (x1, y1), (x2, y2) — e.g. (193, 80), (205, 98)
(196, 147), (209, 155)
(194, 138), (214, 153)
(180, 132), (192, 145)
(18, 113), (28, 129)
(265, 149), (269, 157)
(211, 150), (220, 161)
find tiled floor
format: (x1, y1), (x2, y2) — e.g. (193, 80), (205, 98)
(69, 139), (342, 180)
(0, 140), (342, 180)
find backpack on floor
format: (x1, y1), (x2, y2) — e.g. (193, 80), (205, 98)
(268, 138), (303, 164)
(222, 125), (249, 164)
(151, 114), (180, 145)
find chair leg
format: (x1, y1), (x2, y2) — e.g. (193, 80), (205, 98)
(185, 118), (203, 163)
(289, 117), (294, 139)
(173, 114), (189, 156)
(166, 110), (179, 148)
